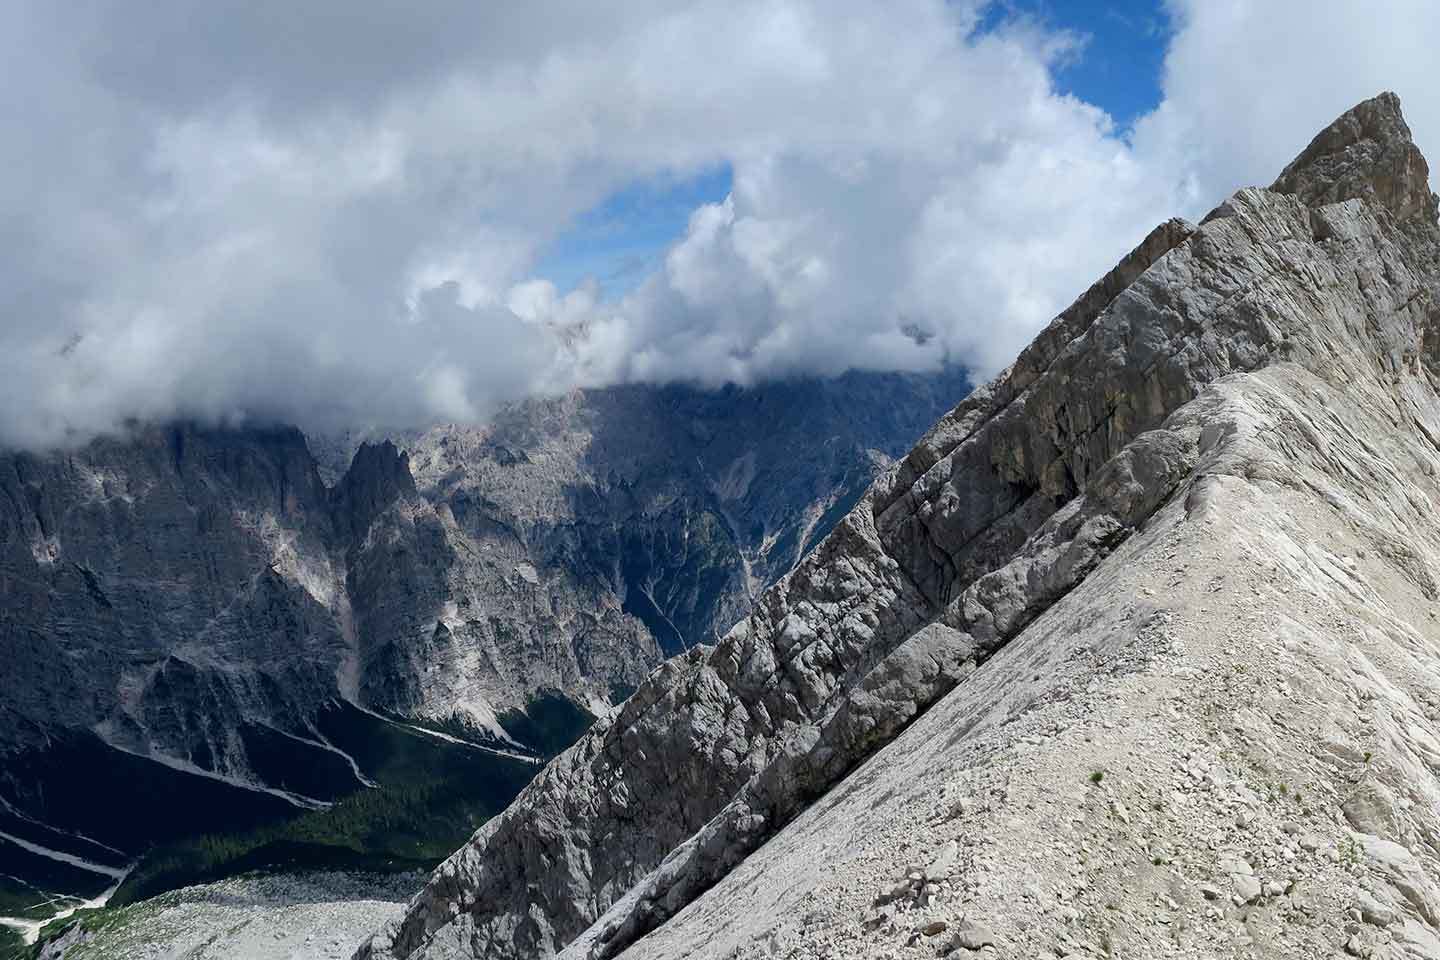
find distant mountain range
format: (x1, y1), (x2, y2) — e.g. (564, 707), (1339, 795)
(0, 367), (968, 925)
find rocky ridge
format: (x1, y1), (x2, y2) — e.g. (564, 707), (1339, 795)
(359, 92), (1440, 960)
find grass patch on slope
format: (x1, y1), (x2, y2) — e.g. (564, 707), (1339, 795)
(0, 925), (27, 960)
(14, 694), (596, 948)
(111, 700), (559, 905)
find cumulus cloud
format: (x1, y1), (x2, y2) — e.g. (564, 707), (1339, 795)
(1136, 0), (1440, 210)
(0, 0), (1434, 448)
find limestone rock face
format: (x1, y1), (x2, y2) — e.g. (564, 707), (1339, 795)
(359, 93), (1440, 960)
(0, 371), (964, 851)
(358, 372), (969, 727)
(0, 425), (346, 770)
(1270, 90), (1439, 224)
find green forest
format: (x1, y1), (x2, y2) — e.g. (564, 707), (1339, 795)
(15, 696), (594, 957)
(114, 700), (574, 903)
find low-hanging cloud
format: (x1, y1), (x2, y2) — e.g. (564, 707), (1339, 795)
(1, 0), (1435, 449)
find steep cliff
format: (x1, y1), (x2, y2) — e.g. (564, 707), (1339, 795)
(0, 370), (967, 921)
(361, 93), (1440, 960)
(358, 371), (970, 726)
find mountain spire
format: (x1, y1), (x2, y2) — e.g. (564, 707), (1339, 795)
(1270, 91), (1439, 224)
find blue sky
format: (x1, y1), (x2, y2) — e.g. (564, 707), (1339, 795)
(991, 0), (1171, 127)
(536, 0), (1172, 299)
(534, 165), (735, 299)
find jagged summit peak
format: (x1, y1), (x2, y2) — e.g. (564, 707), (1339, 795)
(347, 438), (409, 472)
(1270, 91), (1439, 224)
(331, 438), (417, 539)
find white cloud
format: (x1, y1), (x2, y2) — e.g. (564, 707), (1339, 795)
(1136, 0), (1440, 212)
(0, 0), (1433, 449)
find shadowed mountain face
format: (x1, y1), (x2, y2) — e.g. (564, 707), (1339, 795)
(0, 368), (968, 914)
(356, 94), (1440, 960)
(341, 368), (971, 729)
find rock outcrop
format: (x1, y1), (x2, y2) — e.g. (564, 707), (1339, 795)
(360, 93), (1440, 960)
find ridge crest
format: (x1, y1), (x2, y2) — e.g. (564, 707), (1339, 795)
(1270, 90), (1439, 224)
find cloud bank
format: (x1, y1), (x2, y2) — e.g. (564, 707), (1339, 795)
(1, 0), (1435, 447)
